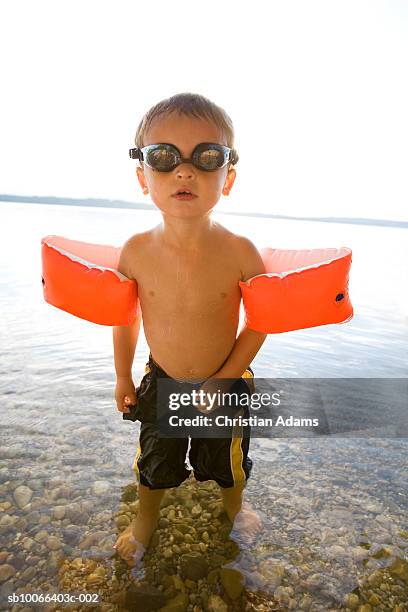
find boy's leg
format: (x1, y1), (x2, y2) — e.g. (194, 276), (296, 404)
(115, 483), (167, 566)
(220, 481), (245, 521)
(220, 482), (262, 544)
(115, 356), (191, 566)
(192, 369), (262, 539)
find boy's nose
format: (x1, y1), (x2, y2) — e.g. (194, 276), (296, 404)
(176, 163), (195, 179)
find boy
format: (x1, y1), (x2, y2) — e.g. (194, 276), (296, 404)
(113, 93), (267, 566)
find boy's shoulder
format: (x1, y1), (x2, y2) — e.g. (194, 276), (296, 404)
(213, 222), (255, 249)
(117, 229), (156, 279)
(214, 224), (266, 281)
(124, 229), (155, 249)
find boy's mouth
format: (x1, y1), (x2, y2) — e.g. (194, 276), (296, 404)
(172, 188), (198, 201)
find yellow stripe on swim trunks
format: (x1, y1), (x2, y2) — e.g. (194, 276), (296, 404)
(132, 362), (150, 483)
(230, 368), (254, 486)
(132, 444), (142, 483)
(242, 367), (255, 394)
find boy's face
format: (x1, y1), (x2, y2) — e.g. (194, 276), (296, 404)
(136, 113), (236, 219)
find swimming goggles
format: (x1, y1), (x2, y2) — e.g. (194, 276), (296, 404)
(129, 142), (239, 172)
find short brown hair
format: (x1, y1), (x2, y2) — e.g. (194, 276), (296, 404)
(134, 92), (236, 150)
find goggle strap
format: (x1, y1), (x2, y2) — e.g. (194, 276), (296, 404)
(129, 148), (142, 160)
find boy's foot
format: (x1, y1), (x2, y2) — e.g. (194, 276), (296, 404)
(230, 503), (263, 545)
(114, 521), (146, 567)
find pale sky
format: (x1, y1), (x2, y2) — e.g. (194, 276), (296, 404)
(1, 0), (407, 220)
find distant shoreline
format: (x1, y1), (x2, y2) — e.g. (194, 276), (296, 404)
(1, 194), (407, 229)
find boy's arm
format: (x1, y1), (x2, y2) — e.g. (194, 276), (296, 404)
(212, 326), (266, 380)
(212, 237), (267, 380)
(113, 318), (141, 378)
(113, 239), (141, 378)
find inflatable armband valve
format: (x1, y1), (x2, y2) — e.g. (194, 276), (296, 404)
(41, 236), (353, 333)
(239, 247), (353, 333)
(41, 235), (138, 326)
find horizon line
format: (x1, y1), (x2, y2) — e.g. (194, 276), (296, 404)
(1, 193), (407, 229)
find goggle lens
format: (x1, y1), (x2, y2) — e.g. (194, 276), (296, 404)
(146, 146), (178, 171)
(196, 148), (224, 171)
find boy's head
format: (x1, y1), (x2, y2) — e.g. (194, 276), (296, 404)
(132, 93), (238, 219)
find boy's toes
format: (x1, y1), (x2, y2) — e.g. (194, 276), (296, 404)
(231, 506), (263, 545)
(114, 526), (146, 567)
(116, 540), (135, 563)
(117, 542), (132, 560)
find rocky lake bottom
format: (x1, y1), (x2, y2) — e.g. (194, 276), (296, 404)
(1, 429), (407, 612)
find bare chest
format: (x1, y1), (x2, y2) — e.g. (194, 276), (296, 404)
(133, 249), (242, 315)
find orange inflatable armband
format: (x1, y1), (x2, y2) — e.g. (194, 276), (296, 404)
(41, 235), (138, 326)
(239, 247), (353, 333)
(41, 236), (353, 332)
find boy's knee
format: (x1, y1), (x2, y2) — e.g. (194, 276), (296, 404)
(220, 483), (245, 506)
(137, 486), (168, 518)
(220, 482), (245, 495)
(139, 484), (169, 504)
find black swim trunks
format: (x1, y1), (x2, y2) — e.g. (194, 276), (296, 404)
(123, 354), (254, 490)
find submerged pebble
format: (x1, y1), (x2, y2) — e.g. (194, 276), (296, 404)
(13, 485), (33, 509)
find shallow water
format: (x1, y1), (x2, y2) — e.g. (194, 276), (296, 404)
(0, 202), (407, 610)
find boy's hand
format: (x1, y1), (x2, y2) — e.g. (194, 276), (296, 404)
(196, 378), (233, 415)
(115, 376), (137, 414)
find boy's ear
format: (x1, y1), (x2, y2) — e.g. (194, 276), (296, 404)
(222, 168), (236, 196)
(136, 165), (149, 194)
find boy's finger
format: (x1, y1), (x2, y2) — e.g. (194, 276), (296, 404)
(124, 396), (136, 405)
(117, 404), (130, 413)
(123, 398), (134, 411)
